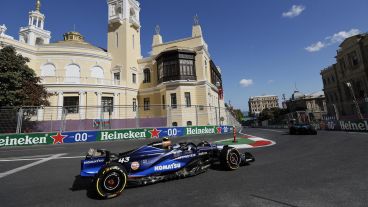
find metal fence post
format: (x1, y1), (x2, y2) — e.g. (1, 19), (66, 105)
(167, 105), (171, 127)
(16, 107), (23, 134)
(135, 105), (140, 128)
(215, 107), (218, 126)
(61, 108), (67, 132)
(100, 106), (104, 131)
(195, 105), (199, 126)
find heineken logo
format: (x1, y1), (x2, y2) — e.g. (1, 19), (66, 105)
(186, 127), (215, 135)
(340, 120), (368, 131)
(0, 135), (47, 147)
(100, 130), (146, 140)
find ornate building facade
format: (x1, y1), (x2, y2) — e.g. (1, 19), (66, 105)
(320, 33), (368, 119)
(0, 0), (227, 128)
(285, 91), (327, 121)
(248, 95), (279, 116)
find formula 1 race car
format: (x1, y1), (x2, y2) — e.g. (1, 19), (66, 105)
(80, 138), (255, 199)
(289, 123), (318, 135)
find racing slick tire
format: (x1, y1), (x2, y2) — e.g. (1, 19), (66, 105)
(220, 146), (241, 170)
(94, 163), (127, 199)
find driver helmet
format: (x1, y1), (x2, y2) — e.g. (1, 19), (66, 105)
(162, 137), (172, 149)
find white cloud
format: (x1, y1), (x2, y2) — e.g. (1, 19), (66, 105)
(240, 79), (253, 87)
(282, 5), (306, 18)
(305, 41), (325, 52)
(267, 80), (275, 84)
(328, 29), (361, 44)
(305, 29), (361, 52)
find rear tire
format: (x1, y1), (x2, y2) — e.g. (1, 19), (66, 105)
(94, 163), (127, 199)
(220, 146), (241, 170)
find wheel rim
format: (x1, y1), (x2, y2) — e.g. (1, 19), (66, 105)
(103, 172), (121, 191)
(228, 152), (239, 168)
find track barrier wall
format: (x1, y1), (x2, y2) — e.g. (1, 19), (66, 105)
(0, 125), (234, 148)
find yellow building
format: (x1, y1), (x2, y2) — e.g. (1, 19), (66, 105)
(248, 95), (279, 116)
(0, 0), (230, 130)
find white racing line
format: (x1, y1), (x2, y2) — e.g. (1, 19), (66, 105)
(256, 128), (285, 133)
(0, 155), (84, 162)
(0, 153), (68, 179)
(0, 153), (85, 179)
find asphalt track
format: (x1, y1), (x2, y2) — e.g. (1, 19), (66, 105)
(1, 128), (368, 207)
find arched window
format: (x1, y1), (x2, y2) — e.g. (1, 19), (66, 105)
(172, 122), (178, 127)
(187, 121), (192, 126)
(143, 68), (151, 83)
(91, 66), (104, 84)
(41, 64), (56, 77)
(65, 64), (80, 83)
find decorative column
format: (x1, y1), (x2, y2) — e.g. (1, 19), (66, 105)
(96, 92), (102, 119)
(79, 91), (86, 119)
(114, 92), (119, 119)
(57, 92), (63, 120)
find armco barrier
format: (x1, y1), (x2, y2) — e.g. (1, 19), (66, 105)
(0, 126), (234, 148)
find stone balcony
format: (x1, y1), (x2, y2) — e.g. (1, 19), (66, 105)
(41, 76), (121, 86)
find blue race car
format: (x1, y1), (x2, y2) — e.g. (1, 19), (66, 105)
(80, 138), (255, 199)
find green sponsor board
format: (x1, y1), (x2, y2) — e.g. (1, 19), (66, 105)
(0, 126), (233, 148)
(0, 133), (53, 147)
(339, 120), (368, 131)
(185, 126), (217, 135)
(98, 128), (149, 141)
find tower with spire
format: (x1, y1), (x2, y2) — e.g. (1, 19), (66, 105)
(192, 14), (203, 37)
(19, 0), (51, 45)
(107, 0), (142, 88)
(152, 25), (163, 46)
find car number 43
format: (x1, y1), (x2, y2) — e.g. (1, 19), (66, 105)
(118, 157), (130, 163)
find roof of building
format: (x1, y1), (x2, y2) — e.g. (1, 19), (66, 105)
(291, 91), (305, 100)
(306, 91), (325, 99)
(249, 95), (278, 99)
(339, 33), (368, 47)
(42, 31), (106, 52)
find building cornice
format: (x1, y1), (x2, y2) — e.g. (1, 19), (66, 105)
(138, 80), (218, 95)
(43, 84), (138, 92)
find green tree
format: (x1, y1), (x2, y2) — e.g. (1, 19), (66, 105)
(233, 109), (244, 122)
(259, 107), (289, 122)
(0, 46), (49, 107)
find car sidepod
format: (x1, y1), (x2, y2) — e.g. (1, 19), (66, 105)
(80, 157), (107, 177)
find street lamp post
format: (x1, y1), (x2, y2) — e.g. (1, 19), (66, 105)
(346, 82), (364, 120)
(216, 81), (221, 126)
(365, 95), (368, 118)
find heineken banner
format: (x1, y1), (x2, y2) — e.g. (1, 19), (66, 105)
(325, 120), (368, 132)
(0, 125), (234, 148)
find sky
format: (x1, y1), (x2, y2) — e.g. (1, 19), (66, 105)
(1, 0), (368, 111)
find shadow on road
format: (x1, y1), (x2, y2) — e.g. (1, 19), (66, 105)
(250, 194), (299, 207)
(70, 175), (100, 200)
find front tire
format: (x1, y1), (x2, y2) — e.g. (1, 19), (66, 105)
(94, 163), (127, 199)
(220, 146), (241, 170)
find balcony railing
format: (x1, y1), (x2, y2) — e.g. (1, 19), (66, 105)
(41, 76), (121, 86)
